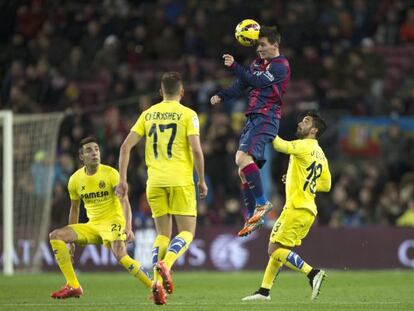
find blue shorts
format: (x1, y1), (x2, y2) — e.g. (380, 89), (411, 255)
(239, 114), (279, 168)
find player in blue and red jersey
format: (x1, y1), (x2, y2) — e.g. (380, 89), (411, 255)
(210, 26), (290, 237)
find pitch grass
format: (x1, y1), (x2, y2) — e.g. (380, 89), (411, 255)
(1, 270), (413, 311)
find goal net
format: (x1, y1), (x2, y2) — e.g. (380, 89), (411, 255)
(1, 111), (64, 274)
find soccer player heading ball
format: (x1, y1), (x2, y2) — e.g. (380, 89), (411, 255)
(211, 25), (290, 237)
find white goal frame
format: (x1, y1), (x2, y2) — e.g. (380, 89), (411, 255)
(0, 110), (13, 275)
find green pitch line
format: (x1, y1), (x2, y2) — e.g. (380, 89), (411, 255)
(1, 270), (413, 311)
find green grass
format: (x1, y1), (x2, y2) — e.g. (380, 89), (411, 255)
(1, 270), (413, 311)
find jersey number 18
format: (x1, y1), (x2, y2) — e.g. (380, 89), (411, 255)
(303, 161), (322, 194)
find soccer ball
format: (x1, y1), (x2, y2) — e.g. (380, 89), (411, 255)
(235, 19), (260, 47)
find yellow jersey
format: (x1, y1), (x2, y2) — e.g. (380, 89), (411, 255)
(131, 100), (200, 187)
(68, 164), (124, 222)
(273, 136), (331, 215)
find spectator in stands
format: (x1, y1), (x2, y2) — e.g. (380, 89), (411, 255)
(380, 123), (407, 182)
(2, 0), (414, 228)
(396, 198), (414, 227)
(399, 8), (414, 43)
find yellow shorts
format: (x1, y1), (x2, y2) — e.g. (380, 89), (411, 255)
(69, 217), (126, 248)
(146, 185), (196, 218)
(270, 205), (315, 247)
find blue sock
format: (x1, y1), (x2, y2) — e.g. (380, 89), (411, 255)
(241, 163), (267, 206)
(167, 236), (187, 254)
(241, 183), (256, 218)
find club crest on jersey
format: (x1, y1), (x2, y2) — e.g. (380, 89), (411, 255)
(99, 180), (106, 189)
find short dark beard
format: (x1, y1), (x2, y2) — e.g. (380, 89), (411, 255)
(296, 127), (311, 139)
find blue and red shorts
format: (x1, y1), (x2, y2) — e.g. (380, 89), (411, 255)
(238, 114), (279, 168)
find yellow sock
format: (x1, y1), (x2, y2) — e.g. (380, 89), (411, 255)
(50, 240), (80, 288)
(164, 231), (193, 269)
(271, 248), (312, 275)
(261, 256), (283, 289)
(152, 235), (170, 282)
(119, 255), (152, 288)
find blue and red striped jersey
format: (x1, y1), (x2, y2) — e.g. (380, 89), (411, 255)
(218, 55), (290, 119)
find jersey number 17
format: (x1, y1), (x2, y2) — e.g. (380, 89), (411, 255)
(148, 123), (177, 159)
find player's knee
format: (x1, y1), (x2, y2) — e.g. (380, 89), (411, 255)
(268, 242), (282, 257)
(238, 168), (244, 179)
(235, 151), (253, 168)
(268, 245), (277, 257)
(49, 229), (64, 240)
(235, 152), (243, 167)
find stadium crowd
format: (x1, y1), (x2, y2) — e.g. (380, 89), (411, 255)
(1, 0), (414, 229)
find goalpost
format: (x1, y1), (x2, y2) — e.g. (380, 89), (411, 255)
(1, 111), (64, 274)
(1, 111), (13, 275)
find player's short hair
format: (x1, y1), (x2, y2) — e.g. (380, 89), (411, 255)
(161, 72), (183, 96)
(259, 26), (281, 45)
(306, 110), (327, 138)
(79, 136), (99, 153)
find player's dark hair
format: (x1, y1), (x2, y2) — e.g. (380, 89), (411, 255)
(259, 26), (281, 45)
(161, 72), (183, 96)
(79, 136), (99, 153)
(306, 110), (327, 138)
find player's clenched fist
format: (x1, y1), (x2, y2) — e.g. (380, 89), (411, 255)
(198, 181), (208, 199)
(115, 181), (129, 199)
(210, 95), (221, 105)
(222, 54), (234, 67)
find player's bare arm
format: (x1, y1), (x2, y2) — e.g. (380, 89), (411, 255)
(117, 131), (142, 199)
(68, 199), (80, 225)
(188, 135), (208, 198)
(68, 199), (80, 259)
(119, 196), (135, 242)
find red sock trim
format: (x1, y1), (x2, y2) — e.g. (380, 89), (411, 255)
(242, 183), (249, 190)
(241, 163), (259, 175)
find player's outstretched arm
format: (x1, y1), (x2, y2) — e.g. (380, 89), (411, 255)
(232, 61), (287, 89)
(188, 135), (208, 198)
(212, 79), (248, 105)
(272, 136), (295, 155)
(212, 54), (248, 104)
(117, 131), (142, 199)
(273, 135), (307, 156)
